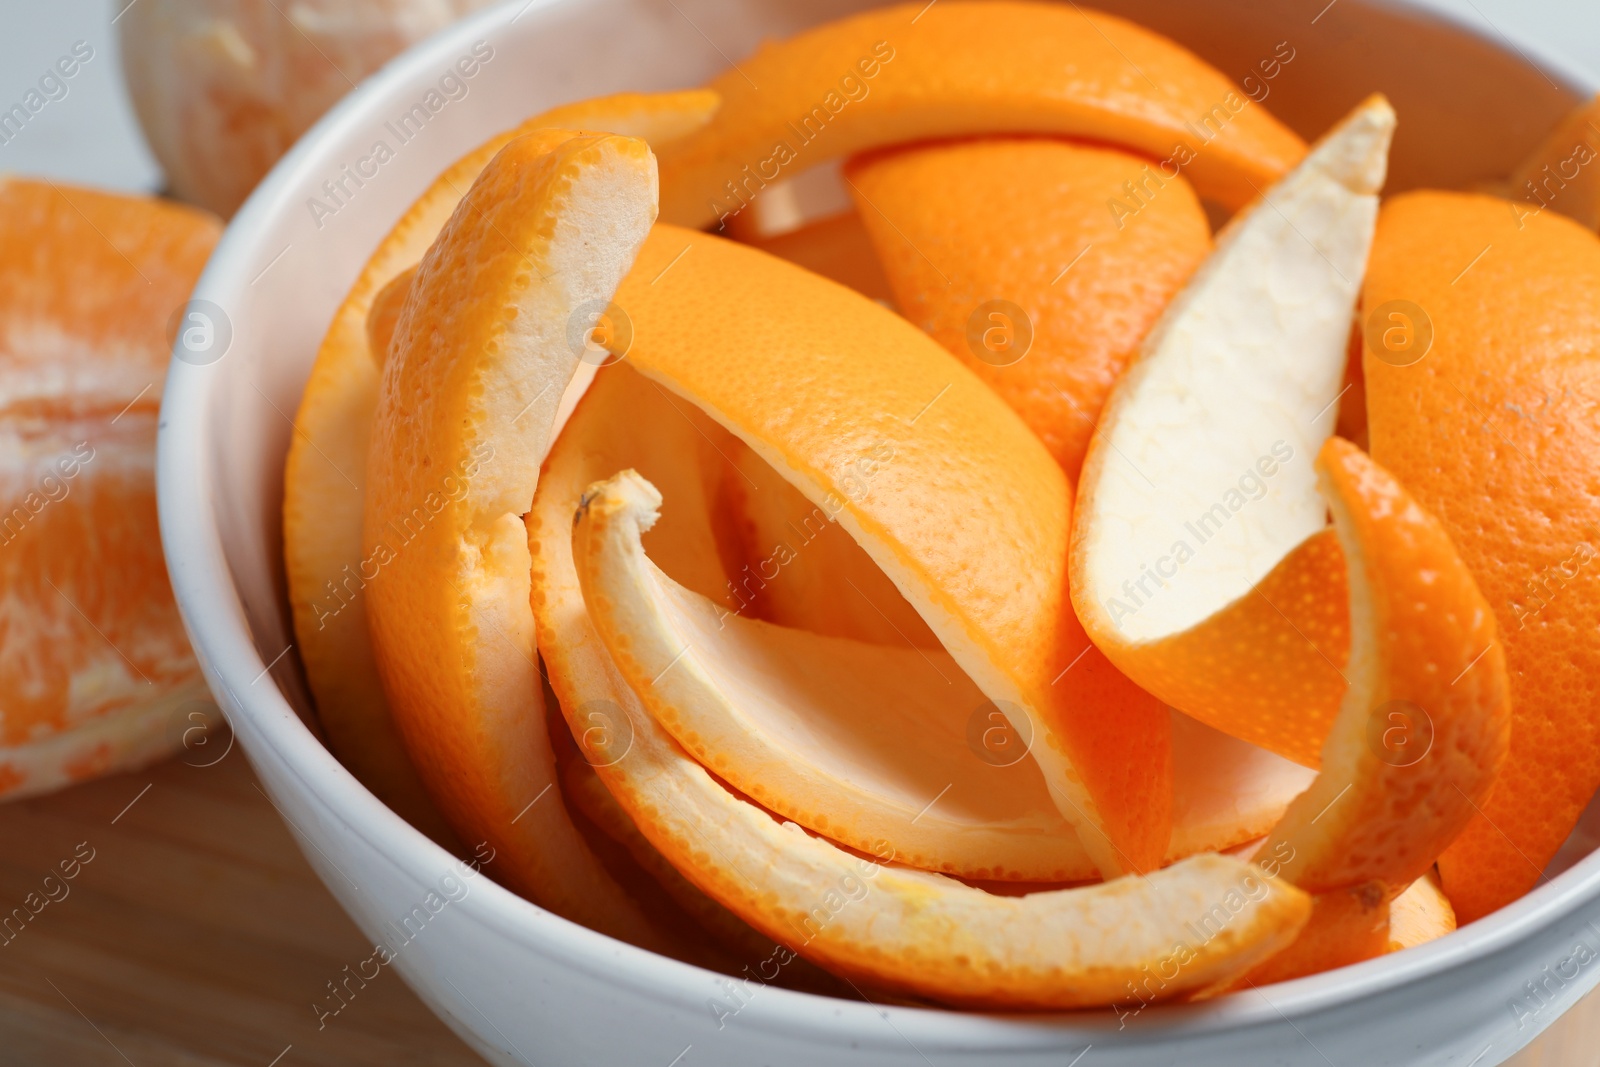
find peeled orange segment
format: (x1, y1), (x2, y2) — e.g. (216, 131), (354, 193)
(1072, 96), (1396, 768)
(741, 211), (894, 305)
(283, 90), (716, 843)
(0, 177), (217, 799)
(1363, 191), (1600, 921)
(844, 137), (1213, 476)
(360, 128), (668, 944)
(655, 0), (1306, 228)
(532, 469), (1311, 1007)
(1498, 93), (1600, 229)
(716, 434), (936, 647)
(612, 223), (1170, 877)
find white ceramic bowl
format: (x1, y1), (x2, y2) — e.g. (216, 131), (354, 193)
(158, 1), (1600, 1063)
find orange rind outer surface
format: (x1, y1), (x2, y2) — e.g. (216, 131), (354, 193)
(656, 1), (1306, 227)
(845, 136), (1213, 477)
(533, 467), (1310, 1009)
(361, 130), (663, 944)
(1364, 191), (1600, 921)
(282, 90), (717, 844)
(612, 224), (1171, 877)
(1263, 438), (1509, 894)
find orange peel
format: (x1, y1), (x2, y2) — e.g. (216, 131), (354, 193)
(530, 467), (1312, 1008)
(273, 5), (1561, 995)
(544, 361), (1312, 883)
(1072, 96), (1396, 768)
(1238, 872), (1456, 987)
(656, 1), (1306, 228)
(361, 128), (663, 943)
(1261, 441), (1509, 893)
(1388, 871), (1456, 953)
(1233, 437), (1509, 981)
(1364, 190), (1600, 920)
(845, 136), (1213, 476)
(607, 223), (1170, 876)
(282, 90), (716, 846)
(563, 379), (1312, 883)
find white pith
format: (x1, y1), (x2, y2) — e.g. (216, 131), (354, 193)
(1079, 98), (1395, 643)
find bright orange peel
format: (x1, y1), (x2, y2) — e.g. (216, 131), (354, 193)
(1072, 96), (1396, 769)
(534, 466), (1311, 1007)
(656, 1), (1306, 227)
(846, 136), (1213, 476)
(609, 224), (1171, 876)
(1365, 190), (1600, 921)
(361, 129), (663, 944)
(283, 90), (717, 850)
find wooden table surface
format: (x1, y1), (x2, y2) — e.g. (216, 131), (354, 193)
(0, 736), (485, 1066)
(0, 732), (1591, 1066)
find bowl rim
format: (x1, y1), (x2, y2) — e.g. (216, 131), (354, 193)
(157, 0), (1600, 1050)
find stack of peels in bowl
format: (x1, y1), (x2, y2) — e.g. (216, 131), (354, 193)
(282, 1), (1600, 1009)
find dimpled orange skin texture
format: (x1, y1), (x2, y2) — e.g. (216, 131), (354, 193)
(1240, 872), (1457, 987)
(0, 178), (216, 797)
(282, 91), (717, 842)
(845, 137), (1213, 478)
(1239, 881), (1391, 987)
(614, 225), (1170, 876)
(743, 211), (894, 305)
(1240, 438), (1508, 981)
(361, 130), (668, 945)
(1105, 528), (1350, 770)
(1268, 439), (1507, 896)
(656, 1), (1305, 229)
(1365, 191), (1600, 921)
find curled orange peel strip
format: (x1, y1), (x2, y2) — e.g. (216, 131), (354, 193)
(284, 90), (717, 843)
(361, 129), (665, 944)
(655, 0), (1306, 228)
(605, 224), (1171, 876)
(547, 363), (1312, 883)
(1235, 438), (1509, 981)
(528, 465), (1311, 1008)
(1072, 96), (1396, 770)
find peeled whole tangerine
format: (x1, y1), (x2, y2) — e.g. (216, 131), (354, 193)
(0, 177), (218, 800)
